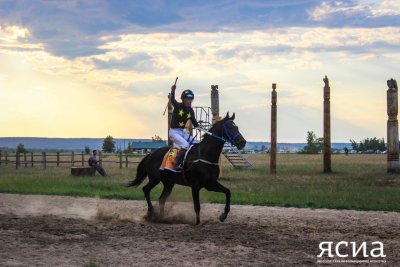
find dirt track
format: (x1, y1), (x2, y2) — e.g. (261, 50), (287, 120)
(0, 194), (398, 266)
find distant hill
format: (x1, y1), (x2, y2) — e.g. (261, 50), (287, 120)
(0, 137), (351, 152)
(0, 137), (151, 151)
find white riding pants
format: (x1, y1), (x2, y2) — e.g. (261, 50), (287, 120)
(169, 128), (195, 149)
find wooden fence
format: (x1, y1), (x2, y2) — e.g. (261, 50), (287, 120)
(0, 151), (144, 169)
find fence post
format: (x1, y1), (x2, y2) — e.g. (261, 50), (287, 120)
(5, 151), (8, 166)
(24, 152), (27, 167)
(0, 150), (2, 166)
(16, 152), (20, 170)
(81, 151), (84, 166)
(125, 154), (128, 168)
(42, 152), (47, 169)
(71, 151), (75, 166)
(99, 152), (103, 167)
(31, 152), (34, 167)
(57, 152), (60, 167)
(119, 152), (122, 169)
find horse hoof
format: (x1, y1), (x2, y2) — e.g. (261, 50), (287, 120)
(219, 213), (227, 222)
(145, 211), (155, 221)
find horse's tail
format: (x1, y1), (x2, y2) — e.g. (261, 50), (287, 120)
(126, 153), (150, 187)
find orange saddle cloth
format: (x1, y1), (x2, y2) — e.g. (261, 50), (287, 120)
(160, 148), (179, 171)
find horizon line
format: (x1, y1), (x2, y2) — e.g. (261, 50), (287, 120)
(0, 136), (354, 144)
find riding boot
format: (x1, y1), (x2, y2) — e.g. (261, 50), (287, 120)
(174, 148), (187, 171)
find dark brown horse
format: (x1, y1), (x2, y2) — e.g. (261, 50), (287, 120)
(127, 112), (246, 224)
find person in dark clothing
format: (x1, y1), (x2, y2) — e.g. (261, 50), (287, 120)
(169, 84), (200, 169)
(88, 150), (106, 176)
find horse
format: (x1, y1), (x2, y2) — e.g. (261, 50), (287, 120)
(127, 112), (247, 224)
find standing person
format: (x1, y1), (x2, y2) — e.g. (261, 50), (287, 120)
(88, 150), (107, 176)
(169, 84), (200, 169)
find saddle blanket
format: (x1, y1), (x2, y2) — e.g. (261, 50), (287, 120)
(160, 146), (193, 172)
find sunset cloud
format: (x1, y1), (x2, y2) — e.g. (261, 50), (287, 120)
(0, 1), (399, 142)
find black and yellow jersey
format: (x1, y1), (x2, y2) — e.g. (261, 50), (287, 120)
(170, 89), (199, 129)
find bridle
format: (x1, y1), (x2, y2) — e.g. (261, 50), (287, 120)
(197, 120), (243, 146)
(185, 120), (243, 168)
(222, 120), (243, 145)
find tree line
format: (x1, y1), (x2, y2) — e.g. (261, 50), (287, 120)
(300, 131), (386, 154)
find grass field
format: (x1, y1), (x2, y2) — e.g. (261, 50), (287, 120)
(0, 154), (399, 212)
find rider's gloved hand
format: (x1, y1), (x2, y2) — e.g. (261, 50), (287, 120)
(171, 85), (176, 91)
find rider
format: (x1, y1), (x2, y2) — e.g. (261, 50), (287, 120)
(169, 84), (200, 170)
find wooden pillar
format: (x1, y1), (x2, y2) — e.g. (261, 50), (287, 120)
(71, 151), (75, 167)
(211, 85), (221, 123)
(31, 152), (33, 167)
(16, 152), (20, 170)
(42, 152), (46, 169)
(167, 93), (173, 147)
(81, 151), (84, 167)
(119, 152), (123, 169)
(57, 152), (60, 167)
(270, 83), (277, 174)
(24, 152), (27, 167)
(0, 150), (2, 166)
(386, 78), (400, 173)
(125, 154), (128, 168)
(323, 76), (332, 173)
(5, 151), (8, 166)
(211, 85), (223, 178)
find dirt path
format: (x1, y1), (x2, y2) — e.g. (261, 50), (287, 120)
(0, 193), (398, 266)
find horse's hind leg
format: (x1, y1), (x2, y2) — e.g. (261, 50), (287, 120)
(205, 181), (231, 222)
(158, 180), (175, 217)
(143, 178), (160, 219)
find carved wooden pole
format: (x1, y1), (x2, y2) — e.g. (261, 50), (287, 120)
(211, 85), (222, 178)
(270, 83), (277, 174)
(211, 85), (221, 123)
(167, 93), (173, 146)
(386, 78), (400, 173)
(323, 75), (332, 173)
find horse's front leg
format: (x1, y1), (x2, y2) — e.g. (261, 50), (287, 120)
(191, 187), (201, 225)
(205, 181), (231, 222)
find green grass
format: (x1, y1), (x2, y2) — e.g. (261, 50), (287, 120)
(0, 154), (399, 212)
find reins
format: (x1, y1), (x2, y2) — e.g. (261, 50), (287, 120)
(183, 120), (241, 169)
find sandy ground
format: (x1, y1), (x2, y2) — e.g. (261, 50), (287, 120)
(0, 193), (398, 266)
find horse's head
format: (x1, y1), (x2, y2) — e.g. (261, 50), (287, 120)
(213, 112), (247, 150)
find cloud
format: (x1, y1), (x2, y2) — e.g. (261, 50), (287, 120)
(91, 52), (172, 73)
(308, 1), (400, 25)
(0, 0), (398, 60)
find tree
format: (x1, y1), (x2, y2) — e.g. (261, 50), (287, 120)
(350, 137), (386, 152)
(152, 135), (163, 142)
(16, 143), (27, 153)
(301, 131), (323, 154)
(261, 145), (266, 152)
(102, 135), (116, 153)
(84, 146), (90, 155)
(124, 141), (133, 154)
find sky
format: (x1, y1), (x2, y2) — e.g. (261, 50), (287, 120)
(0, 0), (399, 142)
